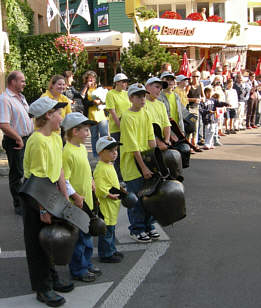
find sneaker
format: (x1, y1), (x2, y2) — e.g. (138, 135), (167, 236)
(130, 232), (152, 243)
(147, 230), (160, 240)
(71, 272), (96, 282)
(214, 141), (222, 146)
(247, 126), (252, 129)
(230, 130), (237, 134)
(114, 251), (124, 259)
(251, 125), (258, 129)
(99, 255), (122, 263)
(88, 267), (102, 276)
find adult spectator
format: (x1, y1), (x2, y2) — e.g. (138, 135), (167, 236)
(233, 74), (249, 130)
(222, 63), (231, 82)
(81, 71), (108, 157)
(246, 72), (258, 129)
(187, 70), (204, 151)
(0, 71), (34, 215)
(63, 71), (84, 113)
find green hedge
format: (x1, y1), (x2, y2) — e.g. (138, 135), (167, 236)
(20, 34), (92, 103)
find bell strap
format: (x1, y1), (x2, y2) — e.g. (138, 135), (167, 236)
(19, 175), (89, 233)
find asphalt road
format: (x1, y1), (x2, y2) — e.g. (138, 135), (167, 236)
(0, 128), (260, 308)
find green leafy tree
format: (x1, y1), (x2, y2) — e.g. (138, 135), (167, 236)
(120, 29), (180, 83)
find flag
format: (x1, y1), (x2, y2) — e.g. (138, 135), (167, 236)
(179, 52), (191, 77)
(76, 0), (91, 25)
(210, 54), (220, 75)
(234, 54), (241, 73)
(47, 0), (59, 27)
(255, 58), (261, 76)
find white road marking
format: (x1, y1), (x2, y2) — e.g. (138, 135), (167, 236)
(0, 283), (113, 308)
(101, 241), (170, 308)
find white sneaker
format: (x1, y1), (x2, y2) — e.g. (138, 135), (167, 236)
(130, 232), (152, 243)
(147, 230), (160, 240)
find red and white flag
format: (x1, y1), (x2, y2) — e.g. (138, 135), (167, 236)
(179, 52), (191, 77)
(47, 0), (59, 27)
(255, 58), (261, 76)
(76, 0), (91, 25)
(210, 54), (220, 75)
(234, 54), (241, 73)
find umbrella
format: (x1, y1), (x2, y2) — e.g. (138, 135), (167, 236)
(210, 53), (220, 74)
(255, 58), (261, 76)
(179, 52), (191, 77)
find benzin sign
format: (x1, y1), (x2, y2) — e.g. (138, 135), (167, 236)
(150, 25), (195, 36)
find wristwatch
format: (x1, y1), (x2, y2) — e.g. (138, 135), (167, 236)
(40, 209), (47, 215)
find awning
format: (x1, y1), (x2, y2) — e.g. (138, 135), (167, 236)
(248, 1), (261, 7)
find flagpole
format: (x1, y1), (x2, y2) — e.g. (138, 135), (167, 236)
(66, 0), (70, 35)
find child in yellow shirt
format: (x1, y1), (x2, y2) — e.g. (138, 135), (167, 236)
(94, 136), (123, 263)
(61, 112), (102, 282)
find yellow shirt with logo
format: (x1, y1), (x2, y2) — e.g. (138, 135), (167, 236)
(41, 90), (72, 119)
(23, 131), (62, 183)
(120, 108), (155, 182)
(165, 92), (179, 124)
(144, 99), (171, 136)
(63, 142), (93, 210)
(87, 88), (107, 123)
(174, 87), (188, 107)
(93, 160), (120, 225)
(105, 89), (131, 133)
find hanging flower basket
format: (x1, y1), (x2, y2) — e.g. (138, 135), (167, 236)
(54, 35), (85, 58)
(160, 11), (182, 20)
(186, 12), (204, 21)
(207, 15), (224, 23)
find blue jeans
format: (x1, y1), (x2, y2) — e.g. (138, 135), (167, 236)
(90, 120), (108, 157)
(98, 225), (117, 258)
(69, 231), (93, 277)
(111, 132), (122, 181)
(126, 177), (155, 235)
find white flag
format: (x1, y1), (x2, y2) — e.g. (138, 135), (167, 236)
(76, 0), (91, 25)
(47, 0), (59, 27)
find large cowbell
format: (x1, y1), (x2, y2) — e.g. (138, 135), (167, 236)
(39, 220), (79, 265)
(162, 149), (184, 182)
(142, 179), (186, 226)
(138, 147), (169, 177)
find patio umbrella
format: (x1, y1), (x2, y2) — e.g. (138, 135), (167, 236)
(210, 53), (220, 74)
(179, 52), (191, 77)
(255, 58), (261, 76)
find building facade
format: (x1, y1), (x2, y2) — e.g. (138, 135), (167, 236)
(126, 0), (261, 72)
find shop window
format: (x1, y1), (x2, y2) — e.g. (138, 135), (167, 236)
(213, 3), (225, 20)
(196, 2), (209, 17)
(254, 7), (261, 21)
(176, 4), (186, 19)
(38, 14), (43, 34)
(159, 4), (172, 17)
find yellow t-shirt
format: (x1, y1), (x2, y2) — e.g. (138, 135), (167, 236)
(41, 90), (72, 119)
(105, 89), (131, 133)
(93, 160), (120, 226)
(120, 108), (155, 182)
(63, 142), (93, 210)
(87, 88), (107, 123)
(144, 99), (171, 136)
(174, 87), (188, 107)
(166, 92), (179, 124)
(23, 131), (63, 183)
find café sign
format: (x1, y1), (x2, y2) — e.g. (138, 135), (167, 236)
(150, 25), (195, 36)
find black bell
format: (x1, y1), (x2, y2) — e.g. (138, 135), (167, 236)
(39, 221), (79, 265)
(142, 180), (186, 226)
(89, 216), (107, 236)
(162, 149), (184, 182)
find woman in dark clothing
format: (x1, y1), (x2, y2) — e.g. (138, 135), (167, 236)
(63, 71), (84, 113)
